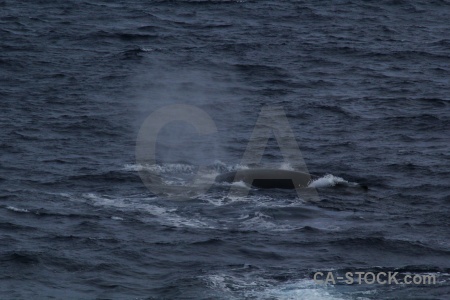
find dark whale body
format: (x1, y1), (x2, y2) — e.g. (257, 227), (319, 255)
(215, 169), (318, 189)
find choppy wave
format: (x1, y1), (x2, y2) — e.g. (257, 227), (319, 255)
(5, 206), (29, 213)
(204, 274), (350, 300)
(1, 0), (449, 298)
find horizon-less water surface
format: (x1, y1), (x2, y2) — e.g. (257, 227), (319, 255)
(1, 0), (449, 299)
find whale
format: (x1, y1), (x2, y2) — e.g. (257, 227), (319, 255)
(215, 169), (317, 189)
(215, 168), (368, 190)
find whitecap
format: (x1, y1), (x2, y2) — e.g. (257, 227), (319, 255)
(6, 206), (29, 213)
(308, 174), (349, 188)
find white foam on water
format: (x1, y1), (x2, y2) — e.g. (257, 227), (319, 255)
(124, 163), (221, 194)
(194, 193), (238, 206)
(83, 193), (168, 213)
(308, 174), (349, 188)
(123, 163), (196, 174)
(6, 206), (29, 213)
(212, 160), (249, 172)
(66, 193), (212, 229)
(249, 280), (349, 300)
(231, 180), (250, 188)
(203, 274), (352, 300)
(195, 187), (281, 207)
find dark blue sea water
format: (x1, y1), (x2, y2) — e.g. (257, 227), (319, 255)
(1, 0), (449, 299)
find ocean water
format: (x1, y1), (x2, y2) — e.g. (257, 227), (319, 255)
(1, 0), (449, 299)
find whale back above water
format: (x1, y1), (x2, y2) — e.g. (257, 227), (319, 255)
(215, 169), (317, 189)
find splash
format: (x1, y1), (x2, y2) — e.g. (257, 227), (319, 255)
(308, 174), (349, 188)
